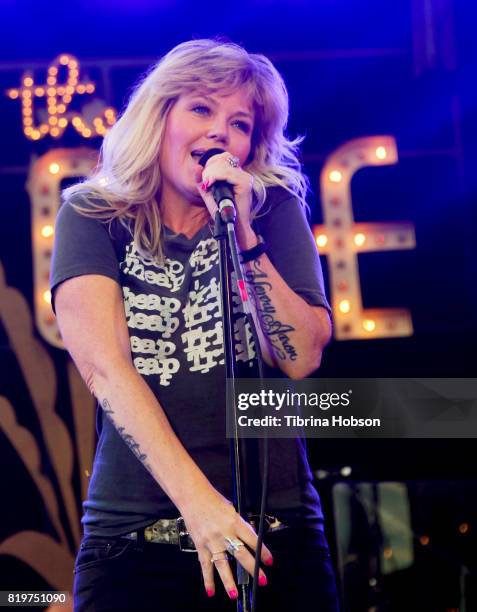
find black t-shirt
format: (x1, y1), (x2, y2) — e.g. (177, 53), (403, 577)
(51, 186), (331, 537)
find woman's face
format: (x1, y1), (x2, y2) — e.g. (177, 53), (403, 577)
(159, 86), (254, 208)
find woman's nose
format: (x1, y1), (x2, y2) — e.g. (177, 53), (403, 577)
(206, 117), (229, 145)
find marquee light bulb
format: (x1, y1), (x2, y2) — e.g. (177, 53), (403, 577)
(363, 319), (376, 332)
(339, 299), (351, 314)
(329, 170), (343, 183)
(316, 234), (328, 248)
(41, 225), (54, 238)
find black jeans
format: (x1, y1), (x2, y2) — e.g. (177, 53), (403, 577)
(73, 526), (340, 611)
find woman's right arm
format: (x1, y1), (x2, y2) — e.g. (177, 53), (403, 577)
(55, 273), (272, 596)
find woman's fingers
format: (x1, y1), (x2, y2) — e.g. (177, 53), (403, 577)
(195, 150), (254, 234)
(198, 549), (215, 598)
(230, 545), (268, 586)
(195, 181), (218, 217)
(198, 528), (273, 597)
(200, 151), (252, 195)
(184, 495), (273, 597)
(201, 165), (251, 194)
(212, 557), (239, 600)
(237, 520), (274, 566)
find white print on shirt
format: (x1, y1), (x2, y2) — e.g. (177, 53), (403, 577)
(182, 321), (224, 373)
(121, 242), (185, 292)
(234, 314), (255, 364)
(183, 277), (221, 327)
(190, 237), (219, 277)
(123, 287), (181, 339)
(123, 286), (181, 314)
(130, 336), (180, 386)
(182, 277), (224, 373)
(130, 335), (176, 358)
(121, 238), (255, 386)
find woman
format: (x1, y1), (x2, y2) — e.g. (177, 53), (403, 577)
(51, 39), (338, 611)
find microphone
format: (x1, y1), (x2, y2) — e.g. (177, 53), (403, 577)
(198, 148), (236, 223)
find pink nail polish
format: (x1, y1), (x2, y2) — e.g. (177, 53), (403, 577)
(259, 575), (268, 586)
(206, 589), (214, 598)
(264, 556), (274, 566)
(228, 589), (238, 599)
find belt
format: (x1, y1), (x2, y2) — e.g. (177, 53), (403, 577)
(122, 514), (287, 552)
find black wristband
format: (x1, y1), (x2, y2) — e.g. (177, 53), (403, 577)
(240, 235), (267, 264)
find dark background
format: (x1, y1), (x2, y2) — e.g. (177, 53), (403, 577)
(1, 1), (476, 609)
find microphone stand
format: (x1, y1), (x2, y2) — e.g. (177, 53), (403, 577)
(212, 209), (251, 612)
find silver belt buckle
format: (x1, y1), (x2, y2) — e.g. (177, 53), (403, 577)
(177, 517), (196, 552)
(248, 513), (286, 534)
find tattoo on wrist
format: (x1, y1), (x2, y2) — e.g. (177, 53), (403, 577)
(245, 260), (298, 361)
(101, 399), (153, 474)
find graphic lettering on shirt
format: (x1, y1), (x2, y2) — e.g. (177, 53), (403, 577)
(130, 336), (176, 358)
(190, 237), (219, 277)
(123, 285), (181, 385)
(130, 336), (180, 386)
(182, 277), (224, 373)
(124, 287), (181, 339)
(234, 313), (256, 364)
(182, 321), (224, 373)
(121, 238), (255, 385)
(183, 277), (221, 327)
(121, 242), (185, 292)
(133, 356), (180, 386)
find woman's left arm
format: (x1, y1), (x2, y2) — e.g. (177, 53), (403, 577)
(199, 152), (332, 379)
(238, 227), (332, 379)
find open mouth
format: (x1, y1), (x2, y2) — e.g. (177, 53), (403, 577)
(191, 150), (206, 160)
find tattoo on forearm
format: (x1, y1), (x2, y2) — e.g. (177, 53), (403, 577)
(101, 399), (153, 474)
(245, 259), (298, 361)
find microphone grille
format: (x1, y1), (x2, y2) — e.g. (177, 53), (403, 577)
(198, 148), (225, 167)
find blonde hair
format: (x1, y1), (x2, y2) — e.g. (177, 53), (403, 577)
(64, 38), (309, 262)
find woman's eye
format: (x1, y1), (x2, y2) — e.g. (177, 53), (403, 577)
(233, 120), (251, 134)
(192, 105), (210, 115)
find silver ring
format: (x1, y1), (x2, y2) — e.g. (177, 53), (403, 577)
(211, 551), (228, 563)
(227, 156), (240, 168)
(224, 536), (245, 555)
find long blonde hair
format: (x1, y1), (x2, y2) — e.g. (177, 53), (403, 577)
(64, 39), (309, 262)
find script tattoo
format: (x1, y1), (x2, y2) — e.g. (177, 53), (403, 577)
(101, 398), (153, 474)
(245, 259), (298, 361)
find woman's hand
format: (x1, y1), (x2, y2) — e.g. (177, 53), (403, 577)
(195, 151), (258, 250)
(179, 485), (273, 599)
